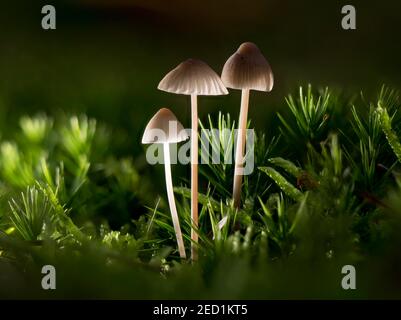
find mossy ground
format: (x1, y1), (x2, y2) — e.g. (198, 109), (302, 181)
(1, 85), (401, 299)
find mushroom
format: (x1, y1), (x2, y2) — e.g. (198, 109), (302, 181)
(221, 42), (274, 208)
(142, 108), (189, 259)
(158, 59), (228, 260)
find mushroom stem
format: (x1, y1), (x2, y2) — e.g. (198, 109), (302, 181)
(163, 143), (186, 259)
(233, 88), (250, 208)
(190, 93), (199, 261)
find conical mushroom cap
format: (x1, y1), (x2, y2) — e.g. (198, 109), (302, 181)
(221, 42), (274, 92)
(158, 59), (228, 96)
(142, 108), (189, 144)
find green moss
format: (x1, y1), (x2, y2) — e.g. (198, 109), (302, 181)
(1, 86), (401, 299)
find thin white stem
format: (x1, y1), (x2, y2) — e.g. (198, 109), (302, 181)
(163, 143), (186, 259)
(191, 94), (199, 261)
(233, 89), (250, 208)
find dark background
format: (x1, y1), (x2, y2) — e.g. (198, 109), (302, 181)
(0, 0), (400, 153)
(1, 1), (401, 299)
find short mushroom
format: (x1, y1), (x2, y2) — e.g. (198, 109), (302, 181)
(158, 59), (228, 260)
(142, 108), (189, 259)
(221, 42), (274, 208)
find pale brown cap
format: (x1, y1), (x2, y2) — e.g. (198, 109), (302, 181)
(221, 42), (274, 92)
(158, 59), (228, 96)
(142, 108), (189, 144)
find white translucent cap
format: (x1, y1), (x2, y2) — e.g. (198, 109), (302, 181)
(142, 108), (189, 144)
(158, 59), (228, 96)
(221, 42), (274, 92)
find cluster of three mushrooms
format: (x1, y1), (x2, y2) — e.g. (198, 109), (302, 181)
(143, 43), (273, 260)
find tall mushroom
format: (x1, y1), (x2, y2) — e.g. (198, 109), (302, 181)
(158, 59), (228, 260)
(142, 108), (189, 259)
(221, 42), (274, 208)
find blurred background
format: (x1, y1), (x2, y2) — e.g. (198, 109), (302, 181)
(0, 0), (400, 153)
(2, 2), (401, 299)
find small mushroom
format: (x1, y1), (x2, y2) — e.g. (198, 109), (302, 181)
(221, 42), (274, 208)
(158, 59), (228, 260)
(142, 108), (189, 259)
